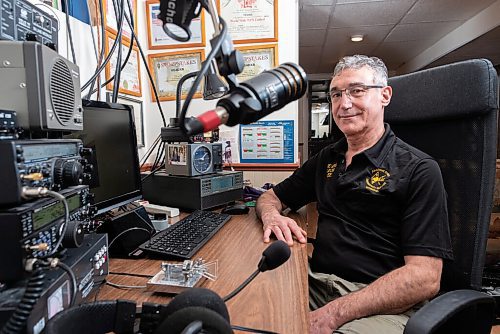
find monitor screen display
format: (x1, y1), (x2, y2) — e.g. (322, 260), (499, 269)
(66, 100), (142, 215)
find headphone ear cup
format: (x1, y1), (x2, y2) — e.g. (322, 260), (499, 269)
(159, 288), (230, 322)
(154, 306), (233, 334)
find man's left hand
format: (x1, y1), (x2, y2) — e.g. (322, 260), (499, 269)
(310, 304), (340, 334)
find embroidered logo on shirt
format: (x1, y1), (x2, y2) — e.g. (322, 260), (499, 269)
(366, 168), (390, 192)
(326, 163), (337, 178)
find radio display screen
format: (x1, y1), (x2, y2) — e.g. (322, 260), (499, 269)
(23, 143), (78, 162)
(211, 177), (233, 192)
(32, 195), (81, 230)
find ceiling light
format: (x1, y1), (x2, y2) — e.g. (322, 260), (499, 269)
(351, 34), (364, 42)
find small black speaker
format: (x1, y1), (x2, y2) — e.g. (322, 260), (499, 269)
(96, 206), (154, 258)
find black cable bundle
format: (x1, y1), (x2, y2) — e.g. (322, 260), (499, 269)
(0, 264), (45, 334)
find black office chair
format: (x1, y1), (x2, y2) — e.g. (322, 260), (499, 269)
(383, 59), (499, 334)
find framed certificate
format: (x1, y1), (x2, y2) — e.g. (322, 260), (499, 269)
(103, 0), (138, 42)
(104, 31), (142, 97)
(106, 93), (145, 147)
(147, 49), (205, 102)
(217, 0), (278, 44)
(236, 44), (277, 81)
(146, 0), (206, 50)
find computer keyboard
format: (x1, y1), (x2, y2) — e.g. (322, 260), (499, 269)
(138, 210), (231, 259)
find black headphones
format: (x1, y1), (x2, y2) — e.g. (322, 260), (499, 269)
(45, 288), (233, 334)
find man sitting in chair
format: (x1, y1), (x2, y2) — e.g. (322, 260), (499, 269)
(256, 55), (453, 334)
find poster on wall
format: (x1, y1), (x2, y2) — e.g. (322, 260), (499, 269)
(239, 120), (294, 163)
(219, 129), (240, 164)
(146, 0), (206, 49)
(217, 0), (278, 44)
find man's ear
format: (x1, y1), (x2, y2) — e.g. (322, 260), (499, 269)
(381, 85), (392, 107)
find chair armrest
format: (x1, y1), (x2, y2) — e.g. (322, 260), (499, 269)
(404, 289), (495, 334)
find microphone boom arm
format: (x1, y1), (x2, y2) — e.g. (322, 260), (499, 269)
(222, 269), (259, 302)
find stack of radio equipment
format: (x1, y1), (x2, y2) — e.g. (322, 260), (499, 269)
(0, 3), (109, 332)
(142, 129), (244, 210)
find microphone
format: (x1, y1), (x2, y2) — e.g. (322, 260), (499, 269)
(223, 240), (291, 302)
(186, 63), (308, 135)
(158, 0), (202, 42)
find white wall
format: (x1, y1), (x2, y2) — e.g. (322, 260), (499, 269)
(30, 0), (300, 164)
(140, 0), (301, 163)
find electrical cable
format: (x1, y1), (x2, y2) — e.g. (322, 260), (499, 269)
(125, 12), (166, 126)
(86, 0), (99, 61)
(111, 0), (124, 103)
(90, 0), (135, 97)
(141, 165), (164, 182)
(93, 279), (106, 302)
(106, 281), (147, 289)
(93, 0), (166, 125)
(140, 134), (161, 168)
(63, 0), (76, 65)
(231, 325), (278, 334)
(85, 0), (106, 101)
(55, 261), (78, 306)
(178, 17), (228, 134)
(151, 141), (165, 172)
(109, 271), (154, 278)
(80, 0), (125, 92)
(108, 227), (152, 251)
(0, 263), (45, 334)
(176, 71), (199, 118)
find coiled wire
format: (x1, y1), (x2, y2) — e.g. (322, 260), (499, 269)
(0, 264), (45, 334)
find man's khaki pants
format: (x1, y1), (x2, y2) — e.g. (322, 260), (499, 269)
(309, 268), (423, 334)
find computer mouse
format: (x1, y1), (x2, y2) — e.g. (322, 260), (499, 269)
(222, 203), (250, 215)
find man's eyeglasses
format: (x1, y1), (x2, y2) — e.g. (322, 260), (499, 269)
(327, 85), (384, 103)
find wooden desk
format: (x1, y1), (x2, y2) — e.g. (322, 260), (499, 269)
(94, 209), (309, 333)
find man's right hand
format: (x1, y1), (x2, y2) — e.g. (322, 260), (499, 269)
(261, 210), (307, 246)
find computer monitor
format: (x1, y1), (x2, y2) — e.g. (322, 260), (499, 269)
(66, 100), (142, 215)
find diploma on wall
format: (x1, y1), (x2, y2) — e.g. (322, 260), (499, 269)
(236, 44), (277, 81)
(218, 0), (278, 43)
(105, 31), (142, 97)
(147, 50), (205, 102)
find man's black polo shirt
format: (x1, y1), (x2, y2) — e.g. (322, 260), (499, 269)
(273, 124), (453, 284)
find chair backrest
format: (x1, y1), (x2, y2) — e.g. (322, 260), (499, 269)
(385, 59), (499, 291)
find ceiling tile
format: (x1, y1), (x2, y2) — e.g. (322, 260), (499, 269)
(300, 46), (324, 72)
(336, 0), (385, 3)
(317, 62), (338, 73)
(300, 5), (333, 29)
(300, 29), (327, 46)
(373, 39), (432, 65)
(329, 0), (415, 28)
(385, 21), (462, 42)
(301, 0), (336, 4)
(323, 25), (393, 46)
(322, 41), (380, 64)
(401, 0), (497, 23)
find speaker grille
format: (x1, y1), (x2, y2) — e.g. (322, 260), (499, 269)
(50, 59), (75, 125)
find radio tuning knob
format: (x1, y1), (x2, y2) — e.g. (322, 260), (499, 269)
(62, 221), (84, 248)
(54, 159), (84, 188)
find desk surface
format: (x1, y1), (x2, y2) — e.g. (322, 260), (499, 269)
(93, 209), (309, 333)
